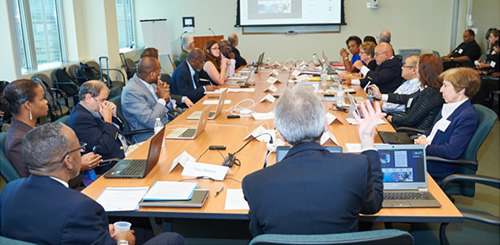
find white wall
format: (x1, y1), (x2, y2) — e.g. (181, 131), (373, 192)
(134, 0), (455, 67)
(471, 0), (500, 52)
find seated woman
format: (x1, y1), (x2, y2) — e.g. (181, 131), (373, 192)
(3, 79), (101, 188)
(199, 40), (230, 85)
(368, 53), (444, 129)
(340, 36), (362, 73)
(475, 29), (499, 74)
(339, 41), (376, 82)
(414, 67), (481, 181)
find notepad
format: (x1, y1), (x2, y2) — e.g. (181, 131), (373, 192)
(142, 181), (199, 201)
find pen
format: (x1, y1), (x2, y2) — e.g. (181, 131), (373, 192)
(215, 186), (224, 197)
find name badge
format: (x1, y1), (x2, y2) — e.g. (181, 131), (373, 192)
(437, 119), (451, 132)
(407, 98), (414, 108)
(490, 61), (496, 68)
(458, 48), (463, 54)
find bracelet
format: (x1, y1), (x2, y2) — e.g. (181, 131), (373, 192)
(343, 57), (349, 60)
(118, 240), (129, 245)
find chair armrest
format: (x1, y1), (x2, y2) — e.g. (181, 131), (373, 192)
(396, 126), (426, 134)
(50, 88), (69, 106)
(426, 156), (478, 171)
(440, 174), (500, 190)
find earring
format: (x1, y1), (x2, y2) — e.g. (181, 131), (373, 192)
(29, 108), (32, 120)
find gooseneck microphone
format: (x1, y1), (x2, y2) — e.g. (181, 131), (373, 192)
(208, 28), (216, 36)
(178, 30), (187, 39)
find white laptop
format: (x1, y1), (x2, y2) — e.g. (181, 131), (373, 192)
(376, 144), (441, 208)
(187, 88), (228, 120)
(166, 107), (210, 140)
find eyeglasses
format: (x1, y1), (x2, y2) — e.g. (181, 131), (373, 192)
(60, 142), (87, 163)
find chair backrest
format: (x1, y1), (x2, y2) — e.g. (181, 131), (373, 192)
(0, 235), (37, 245)
(0, 132), (21, 182)
(398, 49), (421, 63)
(68, 64), (79, 79)
(55, 115), (70, 125)
(108, 95), (130, 132)
(50, 68), (79, 96)
(249, 230), (414, 245)
(31, 73), (53, 88)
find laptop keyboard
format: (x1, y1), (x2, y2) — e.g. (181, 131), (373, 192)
(120, 159), (148, 175)
(179, 128), (196, 138)
(379, 131), (409, 144)
(384, 192), (434, 200)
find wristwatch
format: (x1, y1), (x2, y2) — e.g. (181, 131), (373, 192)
(343, 57), (349, 60)
(118, 240), (129, 245)
(450, 57), (454, 61)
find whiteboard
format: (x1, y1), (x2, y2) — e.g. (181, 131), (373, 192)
(140, 19), (172, 56)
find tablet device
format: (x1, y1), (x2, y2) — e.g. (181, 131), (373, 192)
(139, 189), (209, 208)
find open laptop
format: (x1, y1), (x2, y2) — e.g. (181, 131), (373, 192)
(377, 130), (413, 144)
(187, 88), (228, 120)
(166, 107), (209, 140)
(375, 144), (441, 208)
(104, 126), (165, 178)
(275, 146), (343, 162)
(254, 52), (265, 67)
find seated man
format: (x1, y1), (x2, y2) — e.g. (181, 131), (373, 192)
(175, 35), (195, 66)
(442, 29), (481, 70)
(122, 57), (175, 143)
(350, 42), (402, 93)
(242, 85), (384, 236)
(69, 80), (126, 162)
(0, 122), (185, 244)
(378, 29), (391, 43)
(228, 33), (247, 69)
(219, 39), (237, 78)
(170, 48), (216, 104)
(382, 55), (421, 112)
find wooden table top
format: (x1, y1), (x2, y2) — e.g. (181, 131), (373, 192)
(82, 67), (463, 223)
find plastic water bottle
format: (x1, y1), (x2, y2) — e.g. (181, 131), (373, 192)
(154, 118), (163, 134)
(320, 64), (328, 89)
(337, 87), (345, 107)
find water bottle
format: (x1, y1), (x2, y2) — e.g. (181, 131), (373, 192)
(337, 87), (345, 107)
(154, 118), (163, 134)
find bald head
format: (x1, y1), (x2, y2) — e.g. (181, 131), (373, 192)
(374, 42), (394, 65)
(379, 30), (391, 43)
(401, 55), (419, 80)
(137, 57), (160, 82)
(187, 48), (206, 72)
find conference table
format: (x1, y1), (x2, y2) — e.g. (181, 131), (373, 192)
(82, 65), (463, 225)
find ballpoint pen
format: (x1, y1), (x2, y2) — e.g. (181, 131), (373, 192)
(214, 186), (224, 197)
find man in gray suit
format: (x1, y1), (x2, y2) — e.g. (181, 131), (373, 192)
(122, 57), (174, 143)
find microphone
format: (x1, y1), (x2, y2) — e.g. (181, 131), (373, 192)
(208, 27), (216, 36)
(222, 133), (274, 167)
(178, 30), (187, 39)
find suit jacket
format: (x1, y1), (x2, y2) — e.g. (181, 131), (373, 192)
(424, 100), (478, 181)
(68, 103), (125, 159)
(5, 117), (32, 177)
(170, 61), (206, 103)
(361, 58), (402, 93)
(122, 74), (170, 143)
(231, 46), (247, 69)
(0, 175), (116, 244)
(242, 142), (383, 237)
(387, 88), (444, 129)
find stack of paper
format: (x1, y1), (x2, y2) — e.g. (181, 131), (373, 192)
(142, 181), (199, 201)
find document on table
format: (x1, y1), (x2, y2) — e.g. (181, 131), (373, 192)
(143, 181), (199, 201)
(96, 187), (149, 212)
(225, 189), (249, 210)
(202, 100), (232, 105)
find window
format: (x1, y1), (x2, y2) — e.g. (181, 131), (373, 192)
(11, 0), (66, 72)
(116, 0), (135, 50)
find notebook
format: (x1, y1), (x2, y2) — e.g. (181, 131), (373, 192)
(275, 146), (343, 162)
(187, 88), (228, 120)
(104, 126), (164, 178)
(377, 130), (413, 144)
(166, 107), (209, 140)
(139, 189), (209, 208)
(375, 144), (441, 208)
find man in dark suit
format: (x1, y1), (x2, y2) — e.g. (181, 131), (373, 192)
(351, 42), (402, 93)
(0, 122), (185, 244)
(170, 48), (216, 103)
(442, 29), (482, 70)
(228, 33), (247, 69)
(242, 85), (384, 237)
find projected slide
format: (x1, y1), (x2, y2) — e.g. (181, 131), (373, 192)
(239, 0), (342, 26)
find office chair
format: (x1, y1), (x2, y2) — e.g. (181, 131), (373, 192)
(439, 174), (500, 245)
(0, 132), (21, 183)
(32, 77), (70, 122)
(108, 95), (153, 144)
(396, 104), (497, 197)
(0, 235), (36, 245)
(55, 115), (70, 125)
(398, 49), (421, 63)
(248, 229), (414, 245)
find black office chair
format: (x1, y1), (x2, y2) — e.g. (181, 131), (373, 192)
(439, 174), (500, 245)
(31, 75), (71, 122)
(0, 132), (21, 183)
(249, 229), (414, 245)
(108, 95), (153, 144)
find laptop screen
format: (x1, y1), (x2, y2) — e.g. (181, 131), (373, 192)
(375, 144), (428, 190)
(144, 126), (165, 175)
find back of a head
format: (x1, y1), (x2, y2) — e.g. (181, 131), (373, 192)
(418, 53), (443, 89)
(187, 48), (204, 62)
(363, 35), (377, 45)
(2, 79), (39, 115)
(140, 47), (159, 59)
(379, 30), (391, 43)
(182, 35), (194, 50)
(22, 122), (72, 173)
(439, 67), (480, 98)
(228, 33), (238, 45)
(79, 80), (108, 100)
(137, 57), (159, 77)
(274, 85), (325, 145)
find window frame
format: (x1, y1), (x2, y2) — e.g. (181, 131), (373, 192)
(116, 0), (136, 52)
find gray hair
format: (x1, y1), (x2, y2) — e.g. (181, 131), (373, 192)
(182, 35), (194, 49)
(78, 80), (108, 100)
(379, 31), (391, 43)
(22, 122), (73, 173)
(228, 33), (238, 45)
(274, 85), (325, 145)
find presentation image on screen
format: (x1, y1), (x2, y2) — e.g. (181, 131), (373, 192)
(378, 150), (425, 183)
(238, 0), (343, 26)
